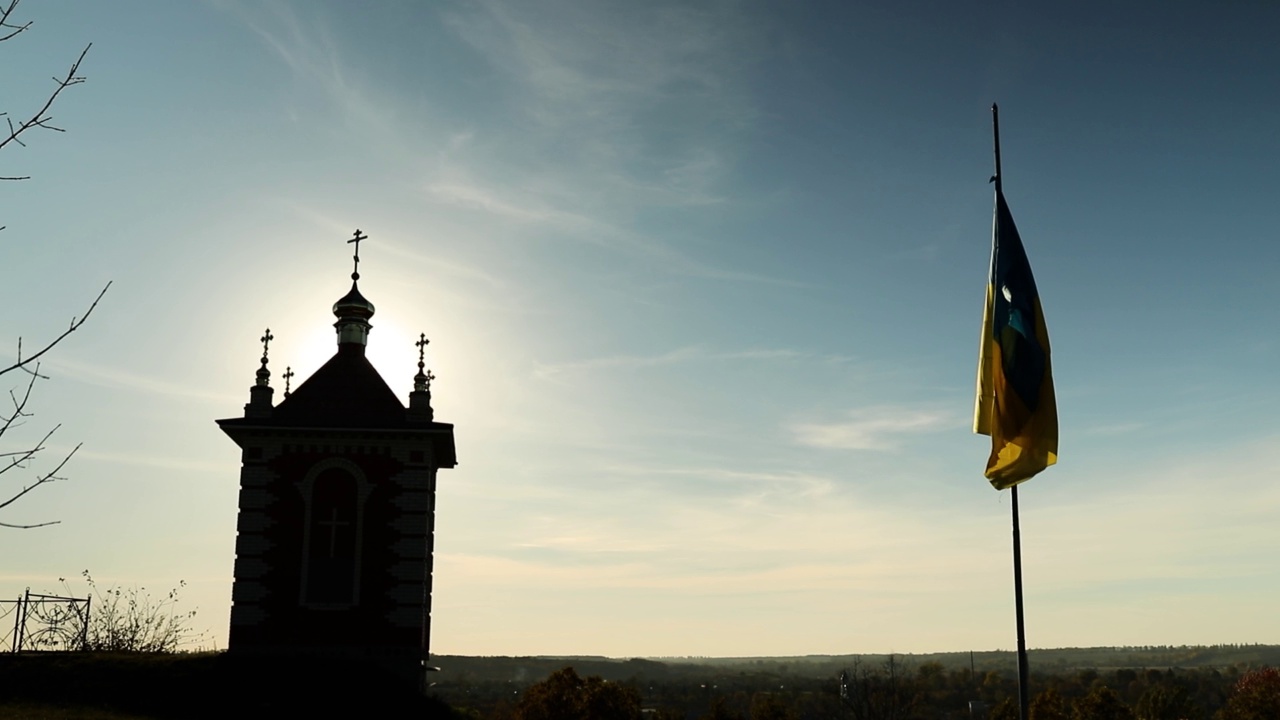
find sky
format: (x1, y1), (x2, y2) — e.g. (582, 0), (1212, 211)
(4, 0), (1280, 658)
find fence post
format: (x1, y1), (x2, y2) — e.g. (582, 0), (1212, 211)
(9, 594), (20, 653)
(16, 589), (29, 652)
(80, 595), (92, 651)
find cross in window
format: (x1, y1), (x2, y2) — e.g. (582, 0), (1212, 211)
(318, 507), (350, 558)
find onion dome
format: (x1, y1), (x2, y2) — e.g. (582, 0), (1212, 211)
(333, 282), (376, 321)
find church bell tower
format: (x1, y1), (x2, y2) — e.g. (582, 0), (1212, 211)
(216, 230), (456, 683)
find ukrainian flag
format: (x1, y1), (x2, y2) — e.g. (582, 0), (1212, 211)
(973, 189), (1057, 490)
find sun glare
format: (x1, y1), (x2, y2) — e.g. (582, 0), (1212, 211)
(365, 316), (421, 400)
(271, 300), (426, 404)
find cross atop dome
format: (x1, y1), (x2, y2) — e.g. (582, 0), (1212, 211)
(348, 229), (367, 281)
(334, 229), (375, 349)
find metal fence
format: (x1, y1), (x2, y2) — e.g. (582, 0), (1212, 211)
(0, 589), (90, 652)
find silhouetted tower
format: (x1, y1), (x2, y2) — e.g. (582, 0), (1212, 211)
(217, 230), (456, 684)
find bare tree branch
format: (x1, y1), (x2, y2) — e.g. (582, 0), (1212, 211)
(0, 281), (110, 377)
(0, 439), (78, 513)
(0, 0), (32, 43)
(0, 425), (57, 476)
(0, 419), (77, 529)
(2, 0), (99, 529)
(0, 359), (40, 442)
(0, 361), (82, 528)
(0, 518), (59, 529)
(0, 43), (90, 157)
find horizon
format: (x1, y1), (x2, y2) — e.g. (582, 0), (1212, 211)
(440, 641), (1280, 660)
(5, 1), (1280, 657)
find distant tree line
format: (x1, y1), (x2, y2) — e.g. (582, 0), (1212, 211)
(434, 657), (1280, 719)
(433, 645), (1280, 684)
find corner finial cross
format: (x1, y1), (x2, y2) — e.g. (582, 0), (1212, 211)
(348, 229), (367, 281)
(283, 366), (294, 397)
(413, 332), (436, 394)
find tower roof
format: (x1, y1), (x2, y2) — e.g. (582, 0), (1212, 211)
(217, 345), (411, 430)
(217, 228), (456, 468)
(268, 345), (405, 427)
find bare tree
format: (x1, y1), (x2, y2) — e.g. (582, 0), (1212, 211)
(839, 655), (920, 720)
(1, 0), (90, 186)
(2, 0), (108, 528)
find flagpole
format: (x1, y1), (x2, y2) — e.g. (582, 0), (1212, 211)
(992, 103), (1003, 194)
(992, 101), (1031, 720)
(1011, 485), (1030, 720)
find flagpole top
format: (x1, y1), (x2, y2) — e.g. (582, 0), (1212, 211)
(991, 104), (1003, 191)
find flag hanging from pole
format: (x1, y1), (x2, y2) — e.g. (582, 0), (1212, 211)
(973, 189), (1057, 490)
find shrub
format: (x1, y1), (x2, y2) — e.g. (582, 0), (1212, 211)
(69, 570), (203, 652)
(516, 667), (642, 720)
(1217, 667), (1280, 720)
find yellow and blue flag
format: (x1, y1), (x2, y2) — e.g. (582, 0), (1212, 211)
(973, 189), (1057, 490)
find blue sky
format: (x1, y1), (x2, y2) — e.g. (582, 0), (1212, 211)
(4, 0), (1280, 656)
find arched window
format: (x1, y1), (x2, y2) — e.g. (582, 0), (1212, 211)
(298, 460), (370, 608)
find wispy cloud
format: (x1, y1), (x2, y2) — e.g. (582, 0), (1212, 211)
(533, 346), (852, 380)
(426, 182), (581, 226)
(437, 433), (1280, 654)
(791, 407), (958, 451)
(216, 0), (390, 135)
(1083, 421), (1146, 435)
(42, 357), (239, 407)
(437, 552), (991, 595)
(451, 0), (755, 200)
(277, 198), (508, 290)
(513, 529), (673, 557)
(223, 1), (790, 284)
(424, 174), (798, 284)
(436, 484), (1003, 596)
(603, 464), (838, 500)
(446, 0), (757, 135)
(431, 0), (790, 281)
(73, 449), (225, 475)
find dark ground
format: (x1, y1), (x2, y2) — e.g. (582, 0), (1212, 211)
(0, 652), (458, 719)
